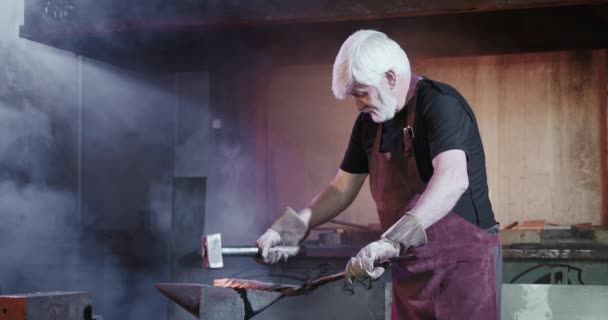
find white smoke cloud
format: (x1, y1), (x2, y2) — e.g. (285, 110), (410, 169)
(0, 0), (23, 40)
(0, 102), (54, 181)
(0, 2), (169, 318)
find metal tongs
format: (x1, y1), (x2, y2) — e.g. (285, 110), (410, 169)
(214, 254), (414, 296)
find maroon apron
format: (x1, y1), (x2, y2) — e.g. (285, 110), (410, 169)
(369, 80), (499, 319)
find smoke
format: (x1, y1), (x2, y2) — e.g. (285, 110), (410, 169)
(0, 104), (53, 182)
(0, 0), (22, 41)
(0, 1), (173, 319)
(0, 101), (79, 295)
(0, 0), (278, 318)
(0, 180), (74, 241)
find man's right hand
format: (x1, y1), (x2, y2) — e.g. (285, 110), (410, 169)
(256, 228), (287, 264)
(256, 207), (309, 264)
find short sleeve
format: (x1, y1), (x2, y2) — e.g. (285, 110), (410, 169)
(423, 96), (472, 160)
(340, 115), (369, 174)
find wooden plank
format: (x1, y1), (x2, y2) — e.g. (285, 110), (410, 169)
(601, 49), (608, 226)
(512, 220), (546, 230)
(554, 51), (602, 225)
(502, 221), (520, 230)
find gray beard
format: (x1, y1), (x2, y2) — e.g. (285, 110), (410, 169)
(374, 87), (399, 123)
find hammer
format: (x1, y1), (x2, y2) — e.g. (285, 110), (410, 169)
(201, 233), (304, 269)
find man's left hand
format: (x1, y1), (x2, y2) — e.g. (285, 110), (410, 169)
(345, 238), (400, 285)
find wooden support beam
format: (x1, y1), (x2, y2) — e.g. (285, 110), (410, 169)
(21, 0), (608, 37)
(198, 0), (608, 25)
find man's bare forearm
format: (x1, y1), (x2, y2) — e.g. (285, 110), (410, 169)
(298, 170), (367, 229)
(409, 150), (469, 229)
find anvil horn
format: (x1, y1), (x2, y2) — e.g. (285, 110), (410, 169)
(155, 283), (202, 317)
(155, 282), (284, 319)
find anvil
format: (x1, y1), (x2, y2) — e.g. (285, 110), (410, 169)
(155, 283), (283, 320)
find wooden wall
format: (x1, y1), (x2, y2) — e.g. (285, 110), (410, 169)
(261, 50), (606, 226)
(603, 50), (608, 226)
(415, 51), (605, 225)
(264, 65), (378, 226)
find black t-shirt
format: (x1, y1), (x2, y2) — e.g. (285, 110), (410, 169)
(340, 78), (496, 229)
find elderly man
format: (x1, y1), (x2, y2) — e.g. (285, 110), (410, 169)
(257, 30), (501, 319)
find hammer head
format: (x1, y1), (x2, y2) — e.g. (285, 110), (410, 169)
(202, 233), (224, 269)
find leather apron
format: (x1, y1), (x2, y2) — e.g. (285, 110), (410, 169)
(369, 80), (499, 319)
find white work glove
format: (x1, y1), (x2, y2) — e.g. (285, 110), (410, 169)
(345, 238), (400, 285)
(256, 229), (288, 264)
(382, 213), (427, 249)
(345, 213), (427, 285)
(256, 207), (309, 264)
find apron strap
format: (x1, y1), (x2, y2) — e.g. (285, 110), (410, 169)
(403, 75), (423, 183)
(404, 74), (420, 140)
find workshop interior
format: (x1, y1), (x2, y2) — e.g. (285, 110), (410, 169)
(1, 0), (608, 319)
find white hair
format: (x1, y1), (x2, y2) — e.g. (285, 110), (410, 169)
(332, 30), (410, 100)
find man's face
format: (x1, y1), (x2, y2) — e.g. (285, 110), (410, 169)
(351, 83), (399, 123)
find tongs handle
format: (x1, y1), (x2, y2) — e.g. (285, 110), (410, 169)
(283, 254), (414, 296)
(374, 254), (414, 268)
